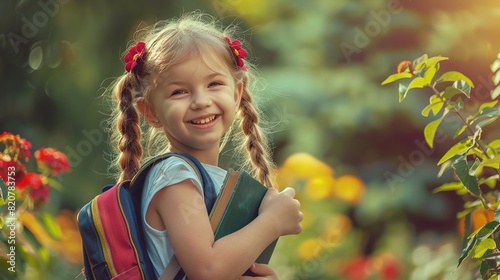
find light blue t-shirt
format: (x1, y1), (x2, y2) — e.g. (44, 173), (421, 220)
(141, 156), (227, 278)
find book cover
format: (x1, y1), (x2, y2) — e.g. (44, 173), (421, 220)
(209, 170), (278, 276)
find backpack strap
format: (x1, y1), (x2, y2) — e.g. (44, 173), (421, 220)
(130, 152), (217, 280)
(129, 152), (217, 214)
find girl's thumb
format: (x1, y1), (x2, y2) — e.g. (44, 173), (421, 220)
(249, 263), (272, 275)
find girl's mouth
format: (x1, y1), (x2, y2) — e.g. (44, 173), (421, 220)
(190, 115), (217, 124)
(189, 114), (220, 128)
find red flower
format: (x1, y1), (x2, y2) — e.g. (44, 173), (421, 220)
(0, 132), (32, 161)
(18, 172), (50, 203)
(225, 37), (248, 70)
(0, 155), (26, 183)
(124, 41), (146, 72)
(341, 257), (372, 280)
(35, 147), (70, 176)
(29, 182), (50, 203)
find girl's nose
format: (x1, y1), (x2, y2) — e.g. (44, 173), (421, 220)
(190, 90), (213, 110)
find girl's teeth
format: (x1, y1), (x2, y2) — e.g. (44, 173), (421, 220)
(193, 116), (215, 124)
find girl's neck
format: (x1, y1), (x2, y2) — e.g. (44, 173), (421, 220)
(169, 146), (219, 166)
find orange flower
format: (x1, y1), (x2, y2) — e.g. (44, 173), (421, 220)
(458, 208), (494, 236)
(397, 60), (413, 75)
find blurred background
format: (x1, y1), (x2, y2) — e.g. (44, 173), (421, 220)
(1, 0), (499, 279)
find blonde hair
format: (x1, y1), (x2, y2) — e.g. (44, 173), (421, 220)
(107, 12), (275, 188)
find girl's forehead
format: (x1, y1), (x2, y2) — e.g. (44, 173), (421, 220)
(163, 48), (233, 78)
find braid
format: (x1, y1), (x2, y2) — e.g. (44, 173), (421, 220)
(239, 87), (276, 189)
(115, 77), (143, 181)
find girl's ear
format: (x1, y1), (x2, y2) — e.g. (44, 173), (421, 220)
(137, 98), (162, 128)
(234, 80), (244, 109)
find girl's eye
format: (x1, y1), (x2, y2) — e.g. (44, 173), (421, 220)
(172, 89), (187, 96)
(209, 81), (223, 87)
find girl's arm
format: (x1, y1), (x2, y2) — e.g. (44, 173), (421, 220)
(149, 180), (301, 280)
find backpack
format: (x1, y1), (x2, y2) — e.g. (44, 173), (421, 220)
(77, 152), (217, 280)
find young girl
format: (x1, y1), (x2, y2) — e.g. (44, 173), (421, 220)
(107, 12), (302, 280)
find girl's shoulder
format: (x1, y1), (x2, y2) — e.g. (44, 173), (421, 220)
(143, 156), (202, 194)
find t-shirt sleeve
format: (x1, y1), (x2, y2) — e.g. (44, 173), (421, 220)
(142, 157), (204, 212)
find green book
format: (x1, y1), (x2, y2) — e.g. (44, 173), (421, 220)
(209, 170), (279, 276)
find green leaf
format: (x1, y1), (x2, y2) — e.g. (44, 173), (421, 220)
(452, 154), (481, 197)
(479, 175), (499, 189)
(399, 77), (427, 102)
(474, 107), (500, 119)
(407, 77), (427, 90)
(421, 95), (444, 117)
(475, 101), (499, 117)
(469, 158), (482, 176)
(423, 65), (438, 85)
(39, 213), (62, 240)
(381, 72), (413, 85)
(424, 55), (448, 67)
(398, 83), (408, 102)
(454, 125), (467, 139)
(491, 87), (500, 99)
(475, 117), (499, 130)
(413, 54), (429, 71)
(488, 139), (500, 149)
(437, 160), (452, 178)
(432, 181), (465, 193)
(436, 71), (475, 88)
(46, 177), (63, 190)
(453, 80), (471, 97)
(424, 116), (445, 148)
(474, 238), (496, 258)
(476, 221), (500, 241)
(441, 85), (470, 99)
(437, 140), (471, 165)
(458, 235), (477, 267)
(477, 158), (500, 171)
(492, 58), (500, 73)
(495, 206), (500, 222)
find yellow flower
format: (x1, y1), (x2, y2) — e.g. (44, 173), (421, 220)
(321, 214), (352, 245)
(304, 176), (335, 200)
(297, 238), (322, 260)
(282, 153), (334, 181)
(330, 175), (365, 205)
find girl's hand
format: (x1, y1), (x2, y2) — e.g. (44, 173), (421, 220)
(259, 187), (302, 237)
(238, 263), (280, 280)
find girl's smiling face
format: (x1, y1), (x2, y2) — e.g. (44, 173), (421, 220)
(140, 51), (242, 156)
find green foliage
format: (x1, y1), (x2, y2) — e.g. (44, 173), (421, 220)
(382, 53), (500, 278)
